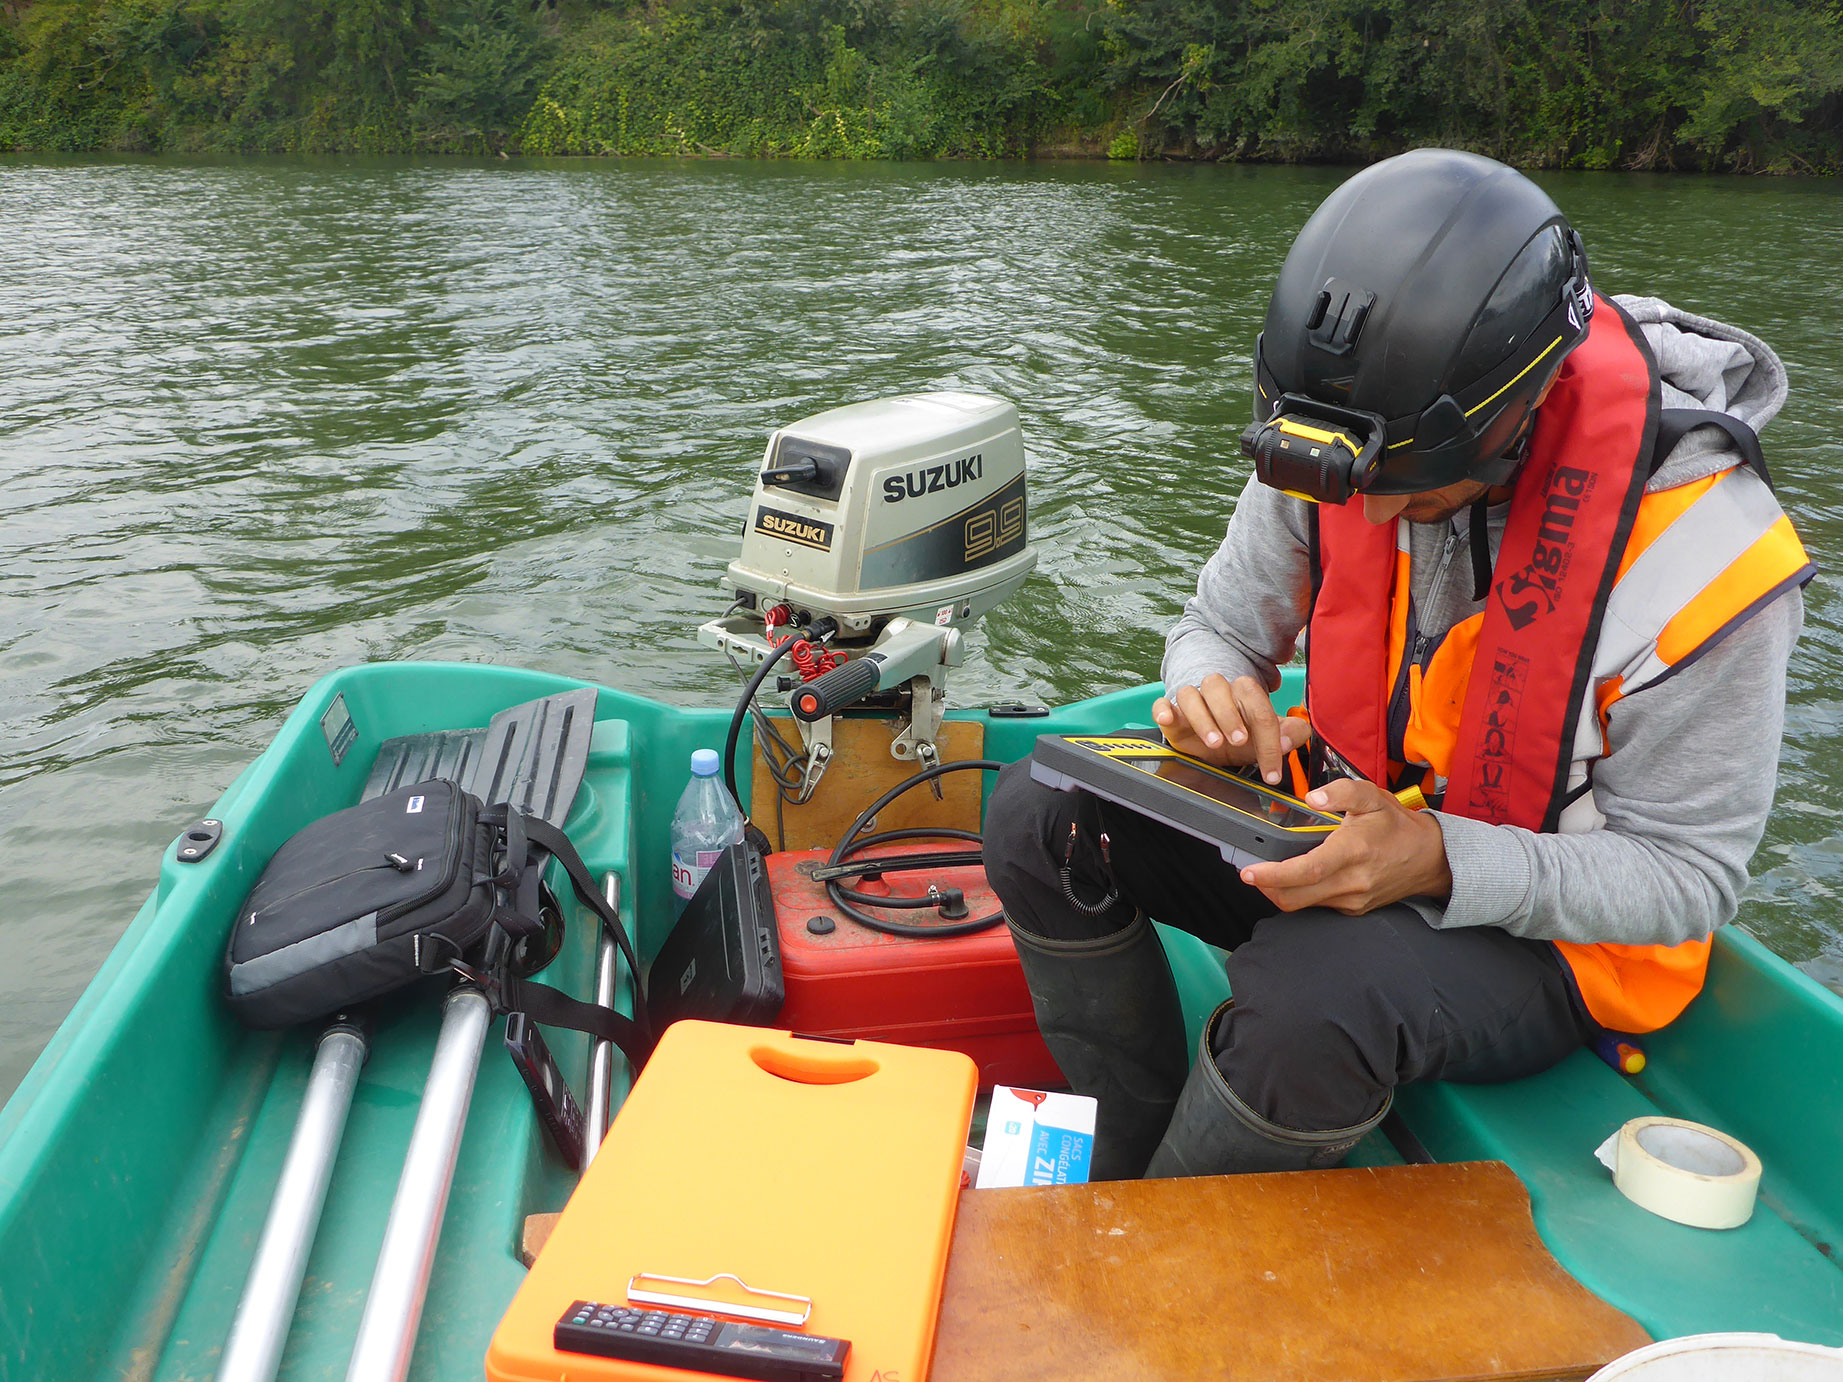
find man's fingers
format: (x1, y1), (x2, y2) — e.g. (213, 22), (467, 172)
(1155, 718), (1210, 760)
(1305, 778), (1397, 815)
(1229, 677), (1288, 784)
(1177, 682), (1236, 750)
(1242, 852), (1319, 892)
(1166, 679), (1308, 775)
(1279, 716), (1311, 754)
(1240, 773), (1443, 916)
(1240, 831), (1353, 909)
(1197, 675), (1250, 751)
(1171, 685), (1216, 746)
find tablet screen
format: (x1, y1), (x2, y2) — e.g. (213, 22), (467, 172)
(1111, 751), (1337, 830)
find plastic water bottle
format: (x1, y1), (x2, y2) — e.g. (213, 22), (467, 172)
(670, 748), (745, 916)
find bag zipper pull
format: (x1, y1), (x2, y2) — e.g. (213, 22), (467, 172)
(385, 852), (415, 872)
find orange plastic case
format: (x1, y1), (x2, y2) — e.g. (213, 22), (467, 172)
(768, 846), (1064, 1090)
(486, 1020), (978, 1382)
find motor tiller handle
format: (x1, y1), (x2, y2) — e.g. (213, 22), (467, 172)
(791, 656), (881, 721)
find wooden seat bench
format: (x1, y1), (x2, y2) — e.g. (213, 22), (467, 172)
(931, 1161), (1650, 1382)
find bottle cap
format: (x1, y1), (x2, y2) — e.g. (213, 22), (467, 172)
(691, 748), (721, 777)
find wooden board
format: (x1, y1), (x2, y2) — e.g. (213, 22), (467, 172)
(751, 716), (986, 852)
(519, 1212), (560, 1268)
(931, 1161), (1650, 1382)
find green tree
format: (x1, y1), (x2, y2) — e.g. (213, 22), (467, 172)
(3, 0), (1841, 166)
(1678, 0), (1843, 170)
(410, 0), (544, 145)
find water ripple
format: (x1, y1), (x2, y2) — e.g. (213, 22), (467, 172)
(2, 155), (1839, 1096)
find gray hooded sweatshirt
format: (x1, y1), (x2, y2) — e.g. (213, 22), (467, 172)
(1163, 296), (1804, 948)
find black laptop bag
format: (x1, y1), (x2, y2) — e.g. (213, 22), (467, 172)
(224, 779), (507, 1028)
(222, 778), (650, 1070)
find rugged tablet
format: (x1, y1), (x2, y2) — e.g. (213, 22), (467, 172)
(1028, 734), (1341, 868)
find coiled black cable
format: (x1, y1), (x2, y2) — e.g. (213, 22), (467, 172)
(1059, 821), (1122, 915)
(823, 759), (1006, 938)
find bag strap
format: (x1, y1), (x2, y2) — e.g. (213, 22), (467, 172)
(1654, 407), (1772, 490)
(517, 813), (647, 1017)
(499, 972), (651, 1069)
(476, 804), (654, 1069)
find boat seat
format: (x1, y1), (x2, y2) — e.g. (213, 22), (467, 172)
(1153, 923), (1843, 1345)
(1394, 1052), (1843, 1341)
(933, 1161), (1651, 1382)
(1393, 925), (1843, 1348)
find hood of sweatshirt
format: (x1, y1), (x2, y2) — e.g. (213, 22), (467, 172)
(1615, 293), (1789, 488)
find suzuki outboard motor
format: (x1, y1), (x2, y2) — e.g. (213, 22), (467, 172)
(699, 392), (1038, 789)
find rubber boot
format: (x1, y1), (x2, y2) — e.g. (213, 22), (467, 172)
(1144, 1001), (1390, 1178)
(1007, 911), (1190, 1181)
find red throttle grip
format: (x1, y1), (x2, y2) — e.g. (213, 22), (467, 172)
(790, 656), (882, 721)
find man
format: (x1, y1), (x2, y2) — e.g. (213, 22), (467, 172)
(984, 149), (1812, 1181)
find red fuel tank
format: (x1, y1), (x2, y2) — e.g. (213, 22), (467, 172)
(768, 844), (1065, 1091)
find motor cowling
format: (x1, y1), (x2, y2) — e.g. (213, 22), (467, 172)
(725, 392), (1036, 635)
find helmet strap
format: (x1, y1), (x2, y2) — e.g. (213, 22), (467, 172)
(1470, 497), (1493, 602)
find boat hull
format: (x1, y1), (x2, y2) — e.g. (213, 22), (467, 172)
(0, 660), (1838, 1379)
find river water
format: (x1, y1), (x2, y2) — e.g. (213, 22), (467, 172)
(2, 156), (1838, 1100)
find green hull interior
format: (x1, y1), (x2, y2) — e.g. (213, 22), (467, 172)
(1, 660), (1838, 1380)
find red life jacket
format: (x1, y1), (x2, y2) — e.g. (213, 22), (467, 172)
(1304, 295), (1811, 1033)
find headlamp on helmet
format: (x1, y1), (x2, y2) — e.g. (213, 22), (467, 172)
(1240, 395), (1386, 505)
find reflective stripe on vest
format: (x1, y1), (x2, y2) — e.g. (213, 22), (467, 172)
(1306, 296), (1813, 1034)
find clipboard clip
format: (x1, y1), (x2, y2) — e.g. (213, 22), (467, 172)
(626, 1271), (814, 1327)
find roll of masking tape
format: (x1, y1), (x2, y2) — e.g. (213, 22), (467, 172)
(1593, 1117), (1762, 1230)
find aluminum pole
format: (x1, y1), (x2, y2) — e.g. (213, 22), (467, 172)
(344, 986), (493, 1382)
(216, 1022), (368, 1382)
(583, 871), (622, 1163)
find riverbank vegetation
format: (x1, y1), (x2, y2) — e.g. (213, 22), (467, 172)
(3, 0), (1840, 171)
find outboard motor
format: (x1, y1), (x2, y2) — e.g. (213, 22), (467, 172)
(698, 392), (1038, 793)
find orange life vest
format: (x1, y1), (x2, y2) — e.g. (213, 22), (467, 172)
(1305, 295), (1812, 1034)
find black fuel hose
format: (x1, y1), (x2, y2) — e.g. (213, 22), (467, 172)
(722, 636), (802, 813)
(722, 617), (840, 815)
(828, 827), (983, 913)
(806, 847), (984, 883)
(824, 759), (1007, 938)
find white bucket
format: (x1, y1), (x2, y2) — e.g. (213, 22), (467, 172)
(1589, 1333), (1843, 1381)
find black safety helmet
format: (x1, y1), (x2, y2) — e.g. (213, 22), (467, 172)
(1244, 149), (1594, 503)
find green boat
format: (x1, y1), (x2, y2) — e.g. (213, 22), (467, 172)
(0, 660), (1839, 1380)
(2, 391), (1840, 1379)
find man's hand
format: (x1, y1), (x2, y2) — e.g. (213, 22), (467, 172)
(1239, 778), (1453, 915)
(1152, 673), (1310, 784)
